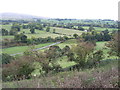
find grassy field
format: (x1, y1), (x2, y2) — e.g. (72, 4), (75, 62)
(50, 27), (84, 37)
(82, 26), (117, 32)
(2, 24), (12, 31)
(2, 42), (53, 54)
(95, 41), (117, 59)
(94, 27), (117, 32)
(58, 39), (77, 48)
(2, 35), (14, 39)
(57, 56), (76, 68)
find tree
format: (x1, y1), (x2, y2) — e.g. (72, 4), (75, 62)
(2, 53), (37, 81)
(62, 45), (70, 55)
(53, 29), (56, 33)
(21, 35), (27, 43)
(105, 31), (120, 57)
(9, 29), (18, 35)
(73, 33), (78, 39)
(30, 28), (35, 34)
(78, 26), (84, 31)
(14, 33), (27, 43)
(69, 40), (95, 69)
(11, 24), (21, 31)
(1, 28), (8, 36)
(87, 50), (104, 67)
(102, 29), (111, 41)
(46, 27), (50, 32)
(63, 36), (69, 41)
(88, 26), (95, 32)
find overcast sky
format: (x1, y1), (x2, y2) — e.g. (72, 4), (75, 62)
(0, 0), (119, 20)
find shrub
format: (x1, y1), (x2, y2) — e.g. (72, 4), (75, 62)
(1, 53), (14, 64)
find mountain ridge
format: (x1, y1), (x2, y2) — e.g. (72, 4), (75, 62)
(0, 12), (49, 19)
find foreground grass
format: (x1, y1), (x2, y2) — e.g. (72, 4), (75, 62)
(2, 59), (118, 88)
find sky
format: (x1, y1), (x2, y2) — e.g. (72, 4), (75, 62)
(0, 0), (119, 20)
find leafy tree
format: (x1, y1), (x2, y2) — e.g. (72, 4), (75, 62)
(11, 24), (21, 31)
(1, 28), (8, 36)
(73, 33), (79, 39)
(106, 32), (120, 57)
(87, 50), (104, 67)
(14, 33), (27, 43)
(46, 27), (50, 32)
(2, 55), (35, 81)
(69, 40), (95, 69)
(102, 29), (111, 41)
(53, 29), (56, 33)
(63, 36), (69, 41)
(88, 26), (95, 32)
(9, 29), (18, 35)
(21, 34), (27, 43)
(78, 26), (84, 31)
(62, 45), (70, 55)
(30, 28), (35, 34)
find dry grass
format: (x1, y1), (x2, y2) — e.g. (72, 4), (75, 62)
(2, 59), (118, 88)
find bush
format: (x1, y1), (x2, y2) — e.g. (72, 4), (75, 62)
(1, 53), (14, 64)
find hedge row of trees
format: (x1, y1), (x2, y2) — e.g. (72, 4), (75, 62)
(81, 30), (112, 41)
(2, 34), (69, 48)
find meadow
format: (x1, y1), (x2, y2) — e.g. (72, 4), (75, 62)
(2, 42), (53, 54)
(82, 26), (117, 32)
(50, 27), (84, 36)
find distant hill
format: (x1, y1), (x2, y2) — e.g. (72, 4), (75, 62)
(1, 12), (49, 20)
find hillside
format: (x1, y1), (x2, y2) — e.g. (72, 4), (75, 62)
(1, 12), (48, 20)
(2, 59), (118, 88)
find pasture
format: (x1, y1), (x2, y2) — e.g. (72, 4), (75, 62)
(2, 42), (53, 54)
(50, 27), (84, 36)
(2, 24), (12, 31)
(82, 26), (117, 32)
(19, 29), (64, 38)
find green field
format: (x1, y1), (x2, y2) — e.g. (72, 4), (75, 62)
(2, 35), (14, 39)
(19, 29), (64, 38)
(50, 27), (84, 36)
(58, 39), (77, 48)
(2, 24), (12, 31)
(2, 42), (53, 54)
(82, 26), (117, 32)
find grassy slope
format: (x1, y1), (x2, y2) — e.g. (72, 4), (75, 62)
(2, 25), (12, 31)
(19, 29), (63, 38)
(2, 43), (53, 54)
(82, 26), (117, 32)
(50, 27), (84, 36)
(95, 41), (117, 59)
(2, 59), (118, 88)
